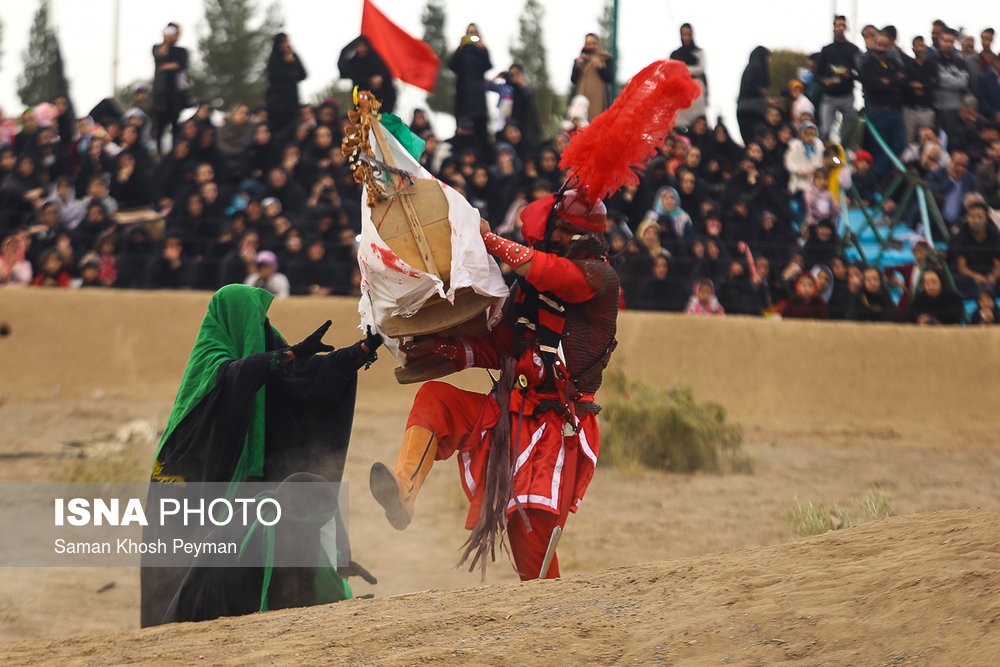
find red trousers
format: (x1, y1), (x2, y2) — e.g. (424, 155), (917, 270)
(507, 508), (560, 580)
(407, 382), (562, 580)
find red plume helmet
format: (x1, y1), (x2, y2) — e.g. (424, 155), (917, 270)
(559, 59), (701, 202)
(519, 60), (699, 243)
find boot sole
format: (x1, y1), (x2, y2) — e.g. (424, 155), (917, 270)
(369, 462), (411, 531)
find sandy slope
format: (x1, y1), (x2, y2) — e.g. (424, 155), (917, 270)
(2, 509), (999, 665)
(1, 289), (1000, 663)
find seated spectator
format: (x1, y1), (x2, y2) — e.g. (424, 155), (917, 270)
(81, 174), (119, 219)
(948, 95), (988, 159)
(613, 237), (653, 308)
(145, 235), (193, 289)
(0, 234), (32, 286)
(5, 155), (47, 228)
(753, 254), (777, 309)
(73, 253), (104, 288)
(927, 150), (975, 231)
(716, 256), (763, 316)
(219, 102), (253, 178)
(846, 265), (896, 321)
(635, 255), (687, 312)
(27, 201), (63, 263)
(636, 219), (669, 260)
(113, 225), (155, 288)
(690, 235), (729, 285)
(244, 122), (280, 182)
(243, 249), (289, 298)
(75, 134), (115, 198)
(219, 230), (260, 287)
(46, 177), (86, 230)
(32, 247), (71, 287)
(110, 152), (152, 209)
(262, 167), (305, 217)
(643, 186), (693, 256)
(684, 277), (725, 315)
(288, 237), (349, 296)
(850, 150), (879, 207)
(93, 233), (118, 287)
(948, 200), (1000, 297)
(831, 261), (864, 319)
(723, 196), (755, 252)
(277, 227), (304, 270)
(466, 164), (502, 223)
(811, 264), (834, 304)
(904, 268), (964, 324)
(970, 286), (1000, 324)
(781, 272), (829, 319)
(803, 218), (838, 268)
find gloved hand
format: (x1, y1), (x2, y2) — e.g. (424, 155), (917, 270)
(401, 335), (463, 362)
(361, 326), (383, 355)
(337, 559), (378, 585)
(289, 320), (334, 359)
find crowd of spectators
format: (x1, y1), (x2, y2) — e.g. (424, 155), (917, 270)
(3, 17), (1000, 326)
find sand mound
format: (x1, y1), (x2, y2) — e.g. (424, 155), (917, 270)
(2, 509), (997, 665)
(3, 289), (1000, 662)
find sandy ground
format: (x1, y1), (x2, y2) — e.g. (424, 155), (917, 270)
(1, 289), (1000, 663)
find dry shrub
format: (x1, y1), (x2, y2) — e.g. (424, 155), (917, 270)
(787, 486), (893, 538)
(597, 369), (750, 474)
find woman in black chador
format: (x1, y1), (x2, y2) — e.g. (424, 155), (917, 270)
(140, 284), (381, 627)
(265, 33), (308, 135)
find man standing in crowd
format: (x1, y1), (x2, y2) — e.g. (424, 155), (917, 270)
(977, 56), (1000, 125)
(571, 33), (614, 122)
(903, 36), (938, 145)
(152, 22), (190, 155)
(449, 24), (493, 158)
(860, 31), (907, 181)
(935, 28), (971, 143)
(817, 16), (860, 142)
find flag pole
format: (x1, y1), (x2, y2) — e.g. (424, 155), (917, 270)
(610, 0), (619, 102)
(112, 0), (121, 97)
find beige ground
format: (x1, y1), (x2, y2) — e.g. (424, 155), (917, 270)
(1, 289), (1000, 664)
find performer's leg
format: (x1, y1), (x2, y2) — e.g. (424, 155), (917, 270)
(506, 509), (561, 581)
(371, 382), (487, 530)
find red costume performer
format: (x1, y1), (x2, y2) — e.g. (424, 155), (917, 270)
(370, 189), (620, 580)
(370, 59), (698, 581)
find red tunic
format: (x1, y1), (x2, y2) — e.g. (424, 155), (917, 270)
(406, 251), (614, 530)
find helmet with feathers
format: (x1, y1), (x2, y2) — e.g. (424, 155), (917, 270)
(518, 59), (701, 248)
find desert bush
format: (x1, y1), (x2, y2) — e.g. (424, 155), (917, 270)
(786, 486), (893, 538)
(597, 369), (750, 473)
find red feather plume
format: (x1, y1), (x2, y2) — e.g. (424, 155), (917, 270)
(559, 60), (701, 201)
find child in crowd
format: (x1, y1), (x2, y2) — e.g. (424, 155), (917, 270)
(781, 272), (829, 319)
(971, 287), (1000, 324)
(0, 234), (32, 286)
(851, 150), (879, 208)
(32, 248), (72, 287)
(684, 277), (725, 315)
(802, 167), (839, 232)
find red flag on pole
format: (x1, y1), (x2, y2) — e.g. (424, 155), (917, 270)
(361, 0), (441, 93)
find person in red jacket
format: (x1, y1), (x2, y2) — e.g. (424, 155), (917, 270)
(370, 189), (620, 581)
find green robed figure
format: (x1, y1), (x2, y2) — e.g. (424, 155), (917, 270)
(141, 284), (381, 627)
